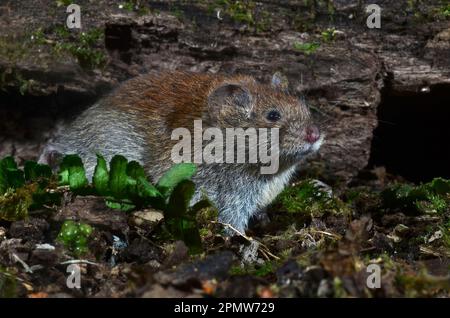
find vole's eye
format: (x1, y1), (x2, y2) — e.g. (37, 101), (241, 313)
(266, 110), (281, 122)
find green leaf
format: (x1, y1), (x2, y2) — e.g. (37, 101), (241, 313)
(23, 161), (59, 210)
(108, 155), (129, 199)
(0, 160), (7, 195)
(126, 161), (161, 201)
(0, 267), (18, 298)
(0, 157), (23, 194)
(5, 169), (25, 190)
(136, 176), (161, 199)
(2, 157), (17, 170)
(58, 155), (88, 191)
(165, 179), (196, 220)
(293, 42), (320, 55)
(29, 190), (61, 211)
(126, 161), (146, 180)
(94, 156), (162, 210)
(93, 154), (109, 196)
(428, 178), (450, 195)
(157, 163), (196, 198)
(178, 218), (203, 255)
(105, 198), (135, 211)
(24, 161), (52, 182)
(164, 180), (202, 254)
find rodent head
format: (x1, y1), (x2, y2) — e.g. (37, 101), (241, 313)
(206, 73), (323, 167)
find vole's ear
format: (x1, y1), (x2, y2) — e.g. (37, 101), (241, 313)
(271, 71), (289, 92)
(208, 83), (252, 112)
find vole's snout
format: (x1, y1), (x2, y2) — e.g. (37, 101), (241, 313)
(304, 124), (320, 144)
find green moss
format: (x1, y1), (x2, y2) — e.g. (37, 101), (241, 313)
(440, 219), (450, 249)
(170, 7), (185, 20)
(321, 28), (337, 42)
(275, 179), (349, 217)
(363, 253), (396, 272)
(52, 28), (106, 69)
(296, 250), (316, 268)
(56, 0), (74, 6)
(198, 228), (210, 238)
(54, 25), (70, 38)
(57, 220), (93, 256)
(196, 205), (218, 224)
(229, 260), (276, 277)
(332, 277), (349, 298)
(0, 67), (37, 95)
(292, 0), (336, 26)
(326, 0), (335, 19)
(416, 194), (448, 214)
(253, 261), (275, 277)
(407, 0), (419, 12)
(121, 1), (136, 12)
(0, 267), (17, 298)
(0, 36), (33, 65)
(293, 42), (320, 55)
(381, 178), (450, 215)
(0, 156), (60, 220)
(441, 4), (450, 17)
(0, 25), (107, 72)
(212, 0), (270, 33)
(229, 264), (247, 275)
(291, 13), (314, 32)
(0, 187), (33, 221)
(221, 0), (255, 25)
(119, 0), (151, 15)
(396, 268), (450, 297)
(255, 10), (272, 33)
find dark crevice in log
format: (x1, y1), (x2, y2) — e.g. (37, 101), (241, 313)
(368, 83), (450, 183)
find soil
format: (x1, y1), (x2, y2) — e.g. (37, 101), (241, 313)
(0, 0), (449, 298)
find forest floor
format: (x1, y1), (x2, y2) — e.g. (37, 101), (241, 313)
(0, 0), (449, 297)
(1, 165), (449, 298)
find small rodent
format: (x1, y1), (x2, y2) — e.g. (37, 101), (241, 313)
(39, 71), (323, 233)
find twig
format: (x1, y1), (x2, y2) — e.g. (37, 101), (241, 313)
(47, 185), (70, 193)
(12, 253), (33, 273)
(0, 270), (25, 282)
(60, 260), (99, 266)
(29, 265), (44, 271)
(419, 246), (449, 258)
(258, 248), (271, 262)
(309, 229), (342, 240)
(213, 221), (280, 260)
(214, 221), (251, 241)
(360, 247), (376, 253)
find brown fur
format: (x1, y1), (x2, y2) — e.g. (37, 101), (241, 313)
(40, 71), (321, 233)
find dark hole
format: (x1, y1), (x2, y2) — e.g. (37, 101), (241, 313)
(105, 25), (134, 63)
(368, 83), (450, 183)
(105, 25), (133, 51)
(0, 88), (95, 139)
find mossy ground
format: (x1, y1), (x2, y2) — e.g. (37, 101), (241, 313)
(1, 163), (448, 297)
(0, 0), (449, 298)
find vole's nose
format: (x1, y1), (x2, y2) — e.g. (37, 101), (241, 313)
(305, 124), (320, 143)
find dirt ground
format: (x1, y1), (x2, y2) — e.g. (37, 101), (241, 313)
(0, 167), (449, 298)
(0, 1), (449, 297)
